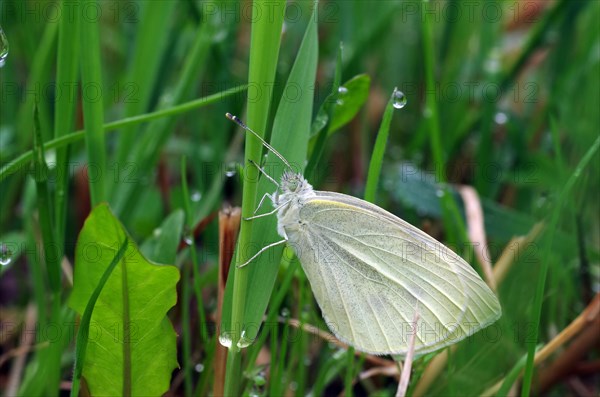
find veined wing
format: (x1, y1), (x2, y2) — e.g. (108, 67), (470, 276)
(291, 191), (501, 356)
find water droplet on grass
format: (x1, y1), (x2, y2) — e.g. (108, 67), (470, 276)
(218, 332), (232, 348)
(0, 27), (9, 68)
(392, 89), (407, 109)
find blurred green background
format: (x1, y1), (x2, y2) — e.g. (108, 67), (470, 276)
(1, 0), (599, 396)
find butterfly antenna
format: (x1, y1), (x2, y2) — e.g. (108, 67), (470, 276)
(226, 113), (292, 170)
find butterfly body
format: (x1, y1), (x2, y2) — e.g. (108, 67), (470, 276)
(272, 171), (501, 356)
(225, 113), (501, 357)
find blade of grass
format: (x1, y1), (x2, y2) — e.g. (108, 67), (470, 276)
(364, 88), (397, 203)
(180, 267), (193, 396)
(421, 0), (467, 247)
(305, 42), (343, 180)
(80, 0), (107, 205)
(179, 156), (210, 394)
(243, 253), (299, 375)
(112, 13), (216, 219)
(53, 0), (80, 248)
(499, 0), (570, 93)
(32, 105), (63, 396)
(115, 2), (176, 165)
(223, 0), (286, 394)
(0, 21), (57, 227)
(1, 86), (247, 182)
(224, 3), (319, 394)
(180, 160), (194, 396)
(16, 21), (57, 150)
(520, 136), (600, 396)
(71, 239), (129, 397)
(181, 157), (209, 342)
(495, 353), (528, 397)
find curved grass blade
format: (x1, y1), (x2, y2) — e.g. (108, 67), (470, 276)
(71, 238), (129, 397)
(0, 86), (246, 182)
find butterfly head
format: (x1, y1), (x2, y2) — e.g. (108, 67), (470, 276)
(280, 170), (311, 195)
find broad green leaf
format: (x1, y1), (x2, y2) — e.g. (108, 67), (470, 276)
(69, 203), (179, 397)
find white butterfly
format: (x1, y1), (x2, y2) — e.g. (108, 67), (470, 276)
(228, 113), (501, 356)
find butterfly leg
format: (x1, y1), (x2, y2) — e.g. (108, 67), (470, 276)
(248, 159), (279, 188)
(244, 199), (290, 221)
(253, 192), (274, 215)
(238, 239), (288, 268)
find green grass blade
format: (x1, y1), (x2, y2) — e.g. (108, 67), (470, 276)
(53, 0), (80, 248)
(223, 0), (287, 393)
(79, 0), (107, 206)
(0, 86), (246, 182)
(305, 43), (342, 179)
(115, 2), (176, 165)
(71, 238), (129, 397)
(112, 13), (216, 218)
(520, 137), (600, 396)
(421, 0), (466, 246)
(364, 88), (397, 203)
(31, 106), (59, 294)
(179, 156), (209, 394)
(495, 352), (528, 397)
(32, 104), (64, 396)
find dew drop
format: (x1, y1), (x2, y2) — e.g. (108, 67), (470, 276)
(435, 189), (445, 198)
(153, 228), (162, 238)
(0, 27), (8, 68)
(183, 234), (194, 246)
(280, 307), (290, 317)
(336, 99), (344, 106)
(191, 191), (202, 202)
(237, 332), (253, 349)
(218, 332), (232, 348)
(0, 243), (12, 266)
(337, 86), (348, 94)
(392, 88), (407, 109)
(494, 112), (508, 125)
(194, 363), (204, 373)
(225, 163), (237, 178)
(0, 243), (13, 266)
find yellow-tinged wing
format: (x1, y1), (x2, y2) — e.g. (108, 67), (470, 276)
(288, 191), (501, 356)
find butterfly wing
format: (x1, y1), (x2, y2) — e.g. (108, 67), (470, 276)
(288, 191), (501, 356)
